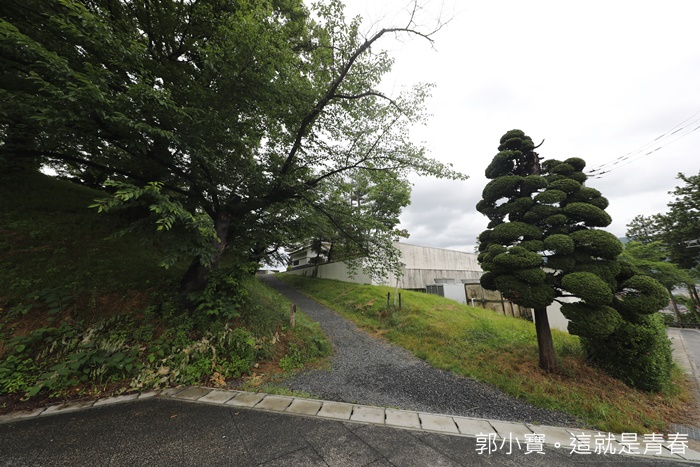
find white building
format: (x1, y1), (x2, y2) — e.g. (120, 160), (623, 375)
(286, 242), (570, 332)
(288, 242), (331, 268)
(287, 242), (482, 289)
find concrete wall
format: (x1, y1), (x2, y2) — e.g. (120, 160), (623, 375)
(384, 243), (483, 290)
(287, 242), (483, 290)
(284, 242), (570, 333)
(286, 260), (375, 285)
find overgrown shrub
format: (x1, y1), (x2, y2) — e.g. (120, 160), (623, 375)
(581, 313), (672, 392)
(0, 273), (331, 399)
(130, 324), (257, 390)
(0, 318), (140, 397)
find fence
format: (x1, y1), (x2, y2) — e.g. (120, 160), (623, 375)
(463, 282), (532, 320)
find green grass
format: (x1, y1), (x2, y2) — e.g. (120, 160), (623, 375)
(0, 171), (330, 406)
(0, 171), (180, 301)
(278, 273), (695, 434)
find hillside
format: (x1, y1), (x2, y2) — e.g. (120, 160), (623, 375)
(0, 171), (329, 410)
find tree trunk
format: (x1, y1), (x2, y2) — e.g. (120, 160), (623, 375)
(327, 242), (334, 263)
(533, 306), (558, 372)
(689, 284), (700, 307)
(180, 211), (232, 297)
(668, 288), (684, 326)
(687, 284), (700, 322)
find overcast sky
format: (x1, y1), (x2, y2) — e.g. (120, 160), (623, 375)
(338, 0), (700, 252)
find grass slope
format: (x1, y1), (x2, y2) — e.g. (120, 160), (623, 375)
(279, 273), (696, 434)
(0, 171), (177, 300)
(0, 171), (330, 409)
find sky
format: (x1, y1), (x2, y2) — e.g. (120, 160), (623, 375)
(336, 0), (700, 252)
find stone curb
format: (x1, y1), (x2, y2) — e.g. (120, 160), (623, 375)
(166, 387), (700, 462)
(0, 390), (160, 424)
(2, 385), (700, 462)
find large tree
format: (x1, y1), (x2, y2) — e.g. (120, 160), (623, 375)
(620, 240), (696, 322)
(627, 172), (700, 306)
(477, 130), (673, 391)
(297, 168), (411, 272)
(1, 0), (466, 296)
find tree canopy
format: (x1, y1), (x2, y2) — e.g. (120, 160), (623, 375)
(477, 130), (672, 390)
(1, 0), (467, 295)
(626, 171), (700, 306)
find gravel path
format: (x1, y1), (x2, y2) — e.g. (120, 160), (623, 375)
(258, 275), (583, 428)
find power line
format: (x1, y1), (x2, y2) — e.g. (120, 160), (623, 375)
(586, 109), (700, 179)
(588, 109), (700, 173)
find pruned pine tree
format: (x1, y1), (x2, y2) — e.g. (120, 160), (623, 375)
(477, 130), (561, 372)
(477, 130), (673, 390)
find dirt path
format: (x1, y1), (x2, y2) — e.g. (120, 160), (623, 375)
(258, 275), (582, 427)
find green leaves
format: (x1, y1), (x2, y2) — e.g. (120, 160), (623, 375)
(490, 222), (543, 244)
(614, 275), (669, 317)
(91, 180), (218, 269)
(476, 130), (674, 389)
(569, 229), (622, 259)
(543, 234), (574, 255)
(627, 172), (700, 271)
(563, 202), (611, 227)
(562, 303), (622, 340)
(561, 272), (613, 305)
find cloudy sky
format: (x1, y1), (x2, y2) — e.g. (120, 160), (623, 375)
(338, 0), (700, 252)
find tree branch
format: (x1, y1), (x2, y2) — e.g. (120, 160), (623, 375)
(279, 12), (439, 177)
(331, 90), (403, 112)
(17, 149), (193, 198)
(299, 193), (372, 258)
(303, 113), (403, 188)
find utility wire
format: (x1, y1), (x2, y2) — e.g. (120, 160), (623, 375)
(586, 109), (700, 179)
(588, 109), (700, 172)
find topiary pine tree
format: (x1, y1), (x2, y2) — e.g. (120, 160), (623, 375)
(477, 130), (563, 371)
(477, 130), (673, 390)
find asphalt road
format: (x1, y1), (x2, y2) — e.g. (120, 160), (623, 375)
(680, 330), (700, 371)
(0, 398), (696, 466)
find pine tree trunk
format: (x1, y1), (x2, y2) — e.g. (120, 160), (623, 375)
(688, 284), (700, 322)
(533, 306), (558, 372)
(327, 242), (334, 263)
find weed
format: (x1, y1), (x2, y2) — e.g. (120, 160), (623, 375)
(0, 173), (331, 406)
(279, 343), (304, 372)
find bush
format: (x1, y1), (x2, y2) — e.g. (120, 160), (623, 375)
(0, 319), (140, 397)
(582, 313), (672, 392)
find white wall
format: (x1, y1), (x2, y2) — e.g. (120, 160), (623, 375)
(287, 242), (484, 290)
(385, 243), (483, 290)
(285, 242), (572, 333)
(286, 260), (375, 285)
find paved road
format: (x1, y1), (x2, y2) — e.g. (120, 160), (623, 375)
(2, 287), (700, 465)
(0, 397), (696, 466)
(680, 330), (700, 376)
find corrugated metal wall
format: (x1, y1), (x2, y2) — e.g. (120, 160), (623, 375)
(385, 243), (483, 290)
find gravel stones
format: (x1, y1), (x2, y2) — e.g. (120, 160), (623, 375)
(258, 275), (582, 428)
